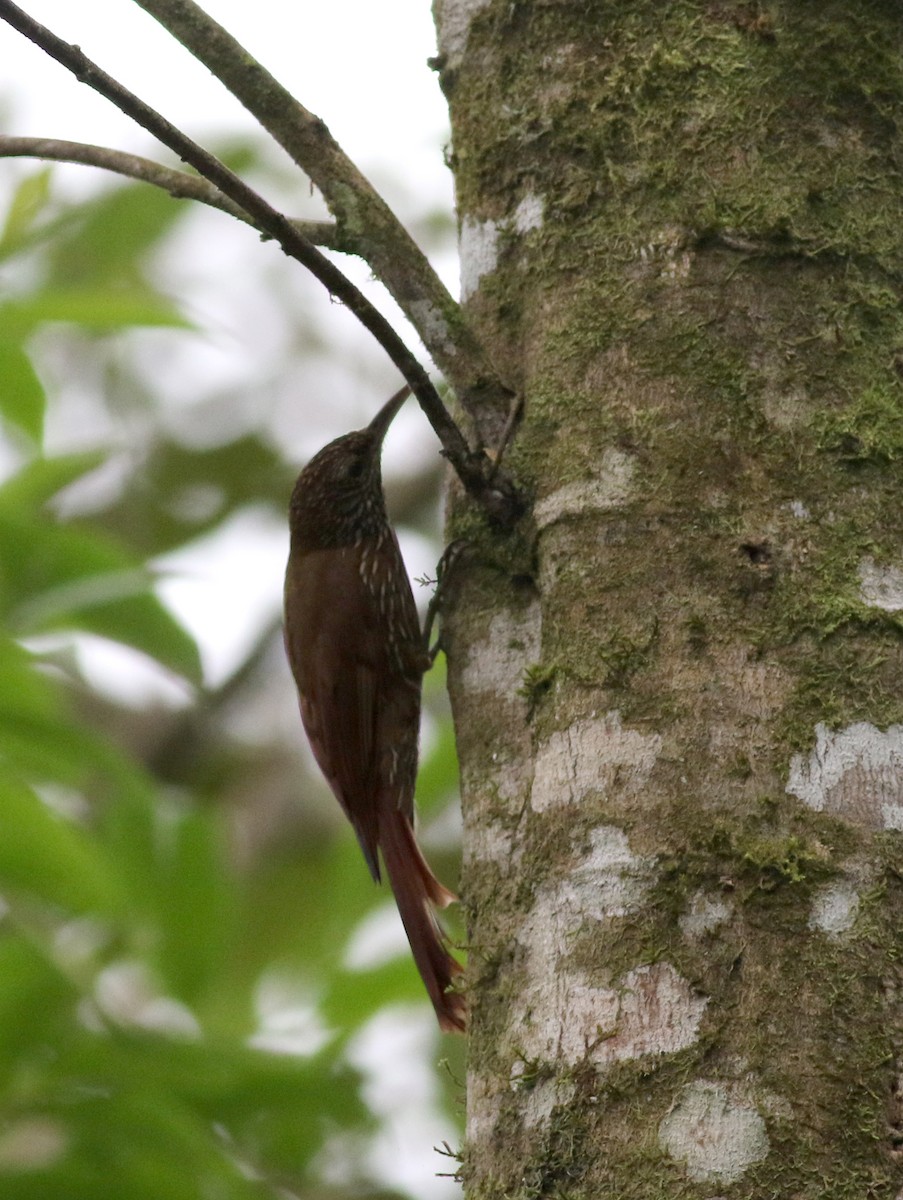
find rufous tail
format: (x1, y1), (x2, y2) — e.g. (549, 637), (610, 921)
(379, 812), (466, 1034)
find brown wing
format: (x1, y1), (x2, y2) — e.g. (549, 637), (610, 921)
(371, 529), (428, 824)
(284, 544), (385, 879)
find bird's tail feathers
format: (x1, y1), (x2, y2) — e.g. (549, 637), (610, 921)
(380, 812), (466, 1034)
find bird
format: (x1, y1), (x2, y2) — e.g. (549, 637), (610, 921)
(283, 385), (465, 1033)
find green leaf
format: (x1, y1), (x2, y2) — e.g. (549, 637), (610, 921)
(69, 594), (202, 685)
(0, 636), (58, 721)
(324, 951), (425, 1033)
(0, 289), (190, 334)
(154, 806), (234, 1004)
(0, 697), (136, 798)
(97, 435), (295, 557)
(0, 934), (76, 1072)
(0, 522), (140, 618)
(0, 341), (45, 443)
(58, 1029), (366, 1172)
(0, 769), (123, 913)
(0, 451), (107, 511)
(0, 1093), (266, 1200)
(72, 1093), (260, 1200)
(244, 834), (377, 978)
(0, 637), (160, 814)
(0, 516), (201, 684)
(0, 637), (106, 788)
(0, 167), (52, 250)
(0, 639), (149, 839)
(66, 589), (202, 686)
(46, 184), (188, 287)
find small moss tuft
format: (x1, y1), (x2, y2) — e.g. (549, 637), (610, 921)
(517, 663), (557, 713)
(815, 384), (903, 465)
(739, 831), (833, 888)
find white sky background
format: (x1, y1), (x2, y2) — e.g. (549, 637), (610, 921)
(0, 4), (461, 1197)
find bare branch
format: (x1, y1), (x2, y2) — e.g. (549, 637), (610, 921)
(0, 1), (524, 524)
(131, 0), (514, 421)
(0, 135), (338, 247)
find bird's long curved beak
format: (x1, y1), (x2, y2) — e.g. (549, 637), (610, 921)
(366, 384), (412, 444)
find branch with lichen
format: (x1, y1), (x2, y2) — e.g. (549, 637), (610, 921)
(0, 0), (524, 525)
(131, 0), (512, 419)
(0, 136), (339, 247)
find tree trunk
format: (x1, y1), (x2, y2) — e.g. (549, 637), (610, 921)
(435, 2), (903, 1194)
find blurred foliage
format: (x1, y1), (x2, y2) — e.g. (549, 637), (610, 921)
(0, 162), (463, 1198)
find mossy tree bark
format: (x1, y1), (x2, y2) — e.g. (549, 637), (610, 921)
(434, 2), (903, 1195)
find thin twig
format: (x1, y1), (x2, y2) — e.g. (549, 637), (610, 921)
(132, 0), (515, 421)
(489, 391), (525, 477)
(0, 135), (338, 247)
(0, 0), (523, 522)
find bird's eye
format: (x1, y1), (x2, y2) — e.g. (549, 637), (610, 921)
(347, 458), (365, 479)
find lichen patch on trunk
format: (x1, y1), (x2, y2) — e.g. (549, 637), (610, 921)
(679, 890), (733, 939)
(531, 711), (661, 811)
(659, 1080), (769, 1183)
(406, 300), (456, 358)
(434, 0), (493, 69)
(510, 961), (706, 1068)
(459, 216), (500, 300)
(808, 881), (860, 935)
(520, 826), (654, 943)
(533, 447), (636, 529)
(460, 602), (542, 699)
(512, 191), (545, 234)
(858, 556), (903, 611)
(787, 721), (903, 830)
